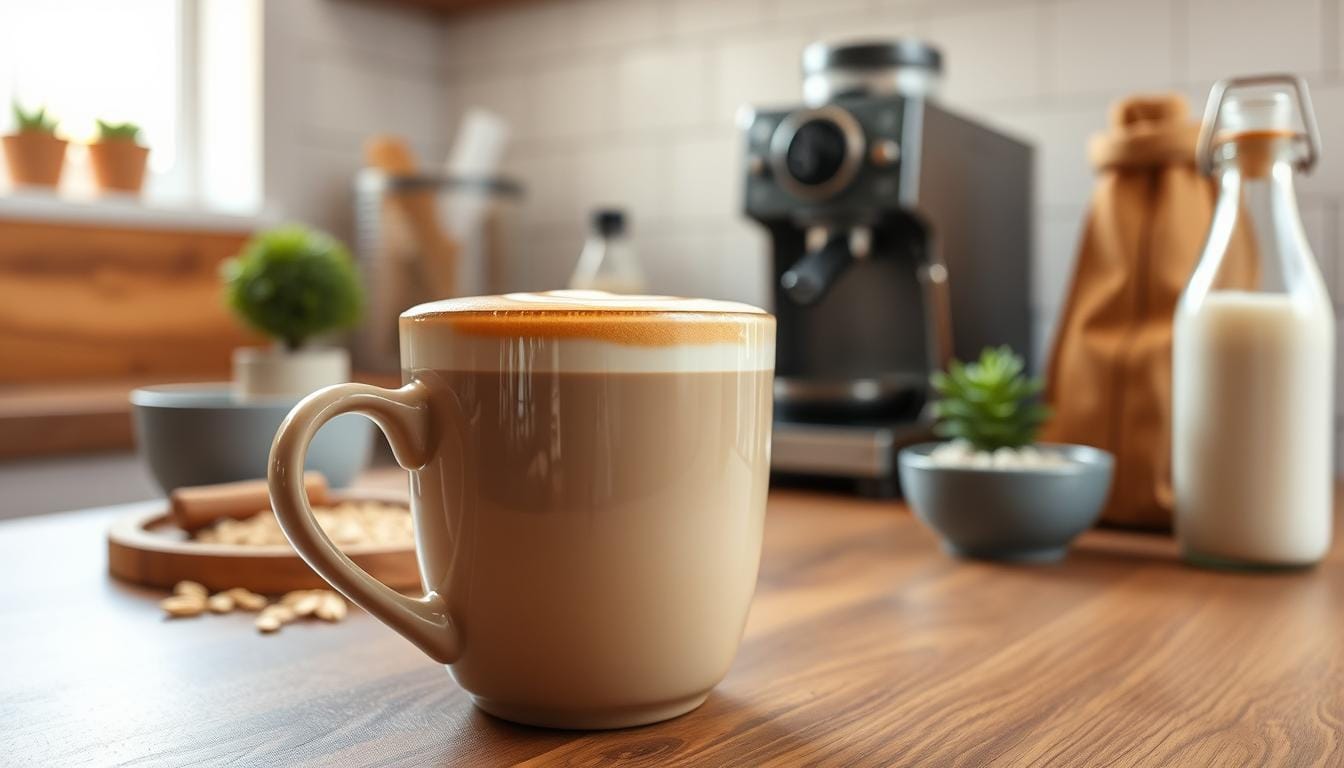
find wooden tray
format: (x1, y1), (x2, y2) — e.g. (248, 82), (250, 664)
(107, 490), (421, 594)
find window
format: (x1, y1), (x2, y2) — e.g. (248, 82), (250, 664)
(0, 0), (261, 211)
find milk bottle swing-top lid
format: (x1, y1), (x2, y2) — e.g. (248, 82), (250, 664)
(1196, 73), (1322, 176)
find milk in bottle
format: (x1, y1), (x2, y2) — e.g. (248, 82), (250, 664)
(1173, 76), (1334, 567)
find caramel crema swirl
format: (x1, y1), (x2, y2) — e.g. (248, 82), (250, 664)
(400, 291), (775, 373)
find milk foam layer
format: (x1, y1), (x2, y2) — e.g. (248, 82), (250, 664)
(401, 291), (775, 373)
(403, 290), (769, 318)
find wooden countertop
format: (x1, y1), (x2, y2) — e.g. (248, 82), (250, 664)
(5, 474), (1343, 766)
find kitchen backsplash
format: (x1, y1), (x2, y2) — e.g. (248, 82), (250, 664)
(264, 0), (1344, 463)
(260, 1), (449, 237)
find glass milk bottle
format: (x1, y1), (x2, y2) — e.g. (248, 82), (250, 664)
(1174, 75), (1334, 568)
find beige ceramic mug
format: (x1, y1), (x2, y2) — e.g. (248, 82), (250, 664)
(269, 291), (775, 729)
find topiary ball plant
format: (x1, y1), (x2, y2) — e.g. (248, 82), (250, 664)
(223, 226), (363, 351)
(930, 346), (1050, 452)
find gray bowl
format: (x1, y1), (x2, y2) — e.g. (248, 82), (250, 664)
(898, 442), (1114, 563)
(131, 384), (372, 493)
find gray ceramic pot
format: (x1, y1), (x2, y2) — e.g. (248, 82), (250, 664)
(131, 383), (372, 493)
(898, 442), (1114, 563)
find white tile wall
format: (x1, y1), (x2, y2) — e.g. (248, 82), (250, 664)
(1051, 0), (1174, 97)
(453, 1), (581, 69)
(1035, 204), (1087, 317)
(668, 0), (768, 37)
(527, 61), (613, 140)
(261, 0), (448, 241)
(924, 6), (1047, 105)
(262, 0), (1344, 463)
(573, 0), (662, 50)
(451, 72), (530, 138)
(665, 133), (741, 219)
(1185, 0), (1324, 81)
(509, 146), (581, 225)
(573, 141), (664, 221)
(305, 54), (443, 146)
(268, 0), (443, 71)
(713, 33), (809, 121)
(773, 0), (869, 22)
(991, 104), (1106, 209)
(616, 46), (713, 132)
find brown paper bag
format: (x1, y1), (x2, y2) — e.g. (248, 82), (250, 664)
(1041, 95), (1257, 530)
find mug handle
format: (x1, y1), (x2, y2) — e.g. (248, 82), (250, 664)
(268, 381), (461, 664)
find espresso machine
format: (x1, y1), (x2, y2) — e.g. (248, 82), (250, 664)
(742, 40), (1032, 496)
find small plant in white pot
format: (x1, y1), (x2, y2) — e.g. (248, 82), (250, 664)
(223, 226), (364, 402)
(898, 347), (1114, 562)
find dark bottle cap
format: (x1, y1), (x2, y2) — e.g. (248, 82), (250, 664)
(591, 209), (626, 236)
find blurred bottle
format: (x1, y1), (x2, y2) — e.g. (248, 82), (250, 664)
(1174, 76), (1334, 568)
(568, 209), (646, 293)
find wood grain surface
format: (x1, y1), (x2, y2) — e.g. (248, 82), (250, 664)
(0, 217), (260, 384)
(3, 472), (1342, 767)
(105, 491), (421, 594)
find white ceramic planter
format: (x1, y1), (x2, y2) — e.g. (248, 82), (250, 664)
(232, 346), (350, 402)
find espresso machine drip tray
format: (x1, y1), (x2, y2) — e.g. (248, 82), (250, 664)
(772, 373), (931, 496)
(771, 420), (933, 497)
(773, 372), (926, 422)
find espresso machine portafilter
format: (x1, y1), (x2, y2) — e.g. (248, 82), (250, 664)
(742, 40), (1033, 496)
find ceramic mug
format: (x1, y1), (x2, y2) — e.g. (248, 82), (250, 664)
(269, 292), (775, 729)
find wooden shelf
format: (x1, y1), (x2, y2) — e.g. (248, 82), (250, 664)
(0, 372), (403, 461)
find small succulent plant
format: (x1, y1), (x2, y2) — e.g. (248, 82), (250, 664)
(95, 119), (141, 143)
(222, 226), (364, 351)
(12, 101), (57, 134)
(931, 346), (1050, 452)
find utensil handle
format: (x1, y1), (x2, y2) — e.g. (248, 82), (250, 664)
(268, 381), (460, 664)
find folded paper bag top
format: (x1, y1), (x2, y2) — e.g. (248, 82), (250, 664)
(1087, 94), (1203, 169)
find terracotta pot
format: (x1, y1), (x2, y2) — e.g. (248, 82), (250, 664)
(88, 139), (150, 193)
(2, 131), (68, 187)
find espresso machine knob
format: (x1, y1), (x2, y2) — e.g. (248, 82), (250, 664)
(785, 121), (848, 185)
(769, 105), (865, 202)
(869, 139), (901, 166)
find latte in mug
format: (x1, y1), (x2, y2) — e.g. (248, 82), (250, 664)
(270, 291), (774, 729)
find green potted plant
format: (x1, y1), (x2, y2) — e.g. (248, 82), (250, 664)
(897, 347), (1115, 562)
(88, 119), (149, 193)
(3, 101), (66, 188)
(927, 346), (1056, 467)
(223, 225), (364, 401)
